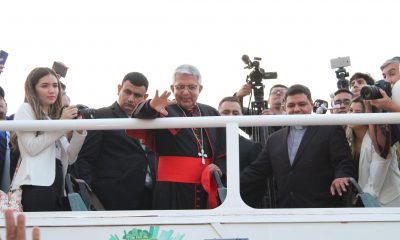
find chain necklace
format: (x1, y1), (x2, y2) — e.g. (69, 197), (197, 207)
(177, 104), (207, 164)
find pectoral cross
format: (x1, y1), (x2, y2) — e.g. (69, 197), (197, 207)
(198, 149), (207, 165)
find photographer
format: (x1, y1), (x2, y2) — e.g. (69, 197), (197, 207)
(371, 57), (400, 113)
(234, 84), (287, 143)
(235, 84), (287, 116)
(349, 72), (375, 97)
(11, 67), (87, 212)
(346, 97), (400, 207)
(377, 57), (400, 167)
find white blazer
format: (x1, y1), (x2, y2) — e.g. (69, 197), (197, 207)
(11, 103), (86, 190)
(358, 131), (400, 207)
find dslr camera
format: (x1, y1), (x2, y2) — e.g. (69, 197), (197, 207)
(61, 104), (96, 119)
(360, 79), (392, 100)
(330, 56), (351, 90)
(242, 54), (277, 113)
(76, 104), (96, 119)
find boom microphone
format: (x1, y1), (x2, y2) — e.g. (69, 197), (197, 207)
(242, 54), (252, 68)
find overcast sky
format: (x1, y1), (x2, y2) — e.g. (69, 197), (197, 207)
(1, 0), (398, 114)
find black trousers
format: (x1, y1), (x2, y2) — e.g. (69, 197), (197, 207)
(21, 159), (65, 212)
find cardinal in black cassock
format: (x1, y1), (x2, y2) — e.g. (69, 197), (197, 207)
(127, 64), (226, 210)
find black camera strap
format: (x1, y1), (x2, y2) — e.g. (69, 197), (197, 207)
(372, 124), (391, 159)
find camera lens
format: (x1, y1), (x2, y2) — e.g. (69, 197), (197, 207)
(360, 86), (382, 100)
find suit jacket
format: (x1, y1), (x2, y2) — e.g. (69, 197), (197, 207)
(76, 101), (155, 210)
(0, 131), (7, 186)
(11, 103), (86, 190)
(238, 136), (264, 207)
(241, 125), (355, 208)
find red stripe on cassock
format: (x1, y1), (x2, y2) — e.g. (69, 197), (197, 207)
(157, 156), (218, 209)
(157, 156), (210, 183)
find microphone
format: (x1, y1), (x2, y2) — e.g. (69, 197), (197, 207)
(316, 104), (341, 114)
(316, 104), (328, 114)
(242, 55), (252, 68)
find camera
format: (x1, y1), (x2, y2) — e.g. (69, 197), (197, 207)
(61, 104), (96, 119)
(76, 104), (96, 119)
(330, 56), (351, 90)
(52, 61), (68, 78)
(360, 79), (392, 100)
(242, 54), (277, 113)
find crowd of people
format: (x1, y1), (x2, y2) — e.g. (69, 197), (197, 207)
(0, 56), (399, 215)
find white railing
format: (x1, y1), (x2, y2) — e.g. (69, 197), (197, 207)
(2, 113), (400, 131)
(1, 113), (400, 226)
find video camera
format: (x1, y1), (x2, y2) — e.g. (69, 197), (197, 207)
(330, 56), (351, 90)
(242, 55), (278, 113)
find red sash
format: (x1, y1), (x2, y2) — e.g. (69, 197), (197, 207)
(157, 156), (218, 209)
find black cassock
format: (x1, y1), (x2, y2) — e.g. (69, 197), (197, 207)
(127, 101), (226, 210)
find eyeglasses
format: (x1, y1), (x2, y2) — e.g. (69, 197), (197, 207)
(334, 99), (351, 106)
(174, 85), (198, 91)
(270, 88), (286, 96)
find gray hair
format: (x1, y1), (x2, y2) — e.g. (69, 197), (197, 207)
(173, 64), (202, 84)
(380, 57), (400, 70)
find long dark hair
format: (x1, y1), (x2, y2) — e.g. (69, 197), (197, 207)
(24, 67), (63, 120)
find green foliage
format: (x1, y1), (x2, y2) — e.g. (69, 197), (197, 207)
(109, 226), (185, 240)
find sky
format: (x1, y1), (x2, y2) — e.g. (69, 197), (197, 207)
(1, 0), (399, 114)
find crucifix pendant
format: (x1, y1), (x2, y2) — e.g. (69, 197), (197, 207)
(198, 149), (208, 164)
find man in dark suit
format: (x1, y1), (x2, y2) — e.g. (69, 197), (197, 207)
(0, 86), (11, 192)
(241, 84), (355, 208)
(218, 96), (264, 207)
(76, 72), (155, 210)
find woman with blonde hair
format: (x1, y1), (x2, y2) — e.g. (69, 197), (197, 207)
(346, 96), (400, 207)
(11, 67), (86, 211)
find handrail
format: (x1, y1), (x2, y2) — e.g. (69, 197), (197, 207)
(0, 113), (399, 131)
(1, 112), (400, 227)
